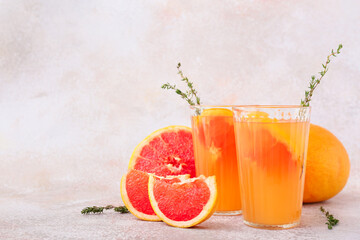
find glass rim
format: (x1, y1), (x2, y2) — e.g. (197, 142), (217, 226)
(232, 105), (311, 109)
(190, 105), (311, 109)
(189, 105), (235, 109)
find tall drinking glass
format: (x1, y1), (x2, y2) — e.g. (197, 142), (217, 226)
(191, 105), (241, 215)
(233, 105), (310, 228)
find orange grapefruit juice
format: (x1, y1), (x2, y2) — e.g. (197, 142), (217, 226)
(191, 107), (241, 214)
(233, 108), (310, 228)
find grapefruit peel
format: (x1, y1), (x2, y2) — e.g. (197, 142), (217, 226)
(201, 108), (233, 117)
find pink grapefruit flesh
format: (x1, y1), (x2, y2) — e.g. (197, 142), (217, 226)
(148, 175), (218, 228)
(120, 169), (190, 221)
(129, 126), (196, 177)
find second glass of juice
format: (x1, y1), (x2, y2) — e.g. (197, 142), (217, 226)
(233, 105), (311, 229)
(191, 105), (241, 215)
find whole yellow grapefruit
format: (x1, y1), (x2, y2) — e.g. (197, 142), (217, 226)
(303, 124), (350, 203)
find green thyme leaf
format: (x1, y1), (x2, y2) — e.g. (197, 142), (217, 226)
(301, 44), (342, 107)
(81, 205), (129, 214)
(162, 62), (201, 106)
(320, 206), (339, 230)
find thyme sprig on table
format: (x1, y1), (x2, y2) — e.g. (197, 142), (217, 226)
(162, 63), (201, 106)
(81, 205), (129, 214)
(301, 44), (343, 107)
(320, 206), (339, 230)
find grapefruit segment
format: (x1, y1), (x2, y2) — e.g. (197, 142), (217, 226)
(148, 175), (218, 228)
(120, 169), (160, 221)
(129, 126), (196, 177)
(201, 108), (233, 117)
(194, 108), (234, 149)
(120, 169), (189, 221)
(243, 111), (307, 159)
(235, 111), (307, 176)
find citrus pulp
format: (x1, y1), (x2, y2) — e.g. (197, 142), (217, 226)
(120, 169), (189, 221)
(129, 126), (196, 177)
(148, 175), (218, 228)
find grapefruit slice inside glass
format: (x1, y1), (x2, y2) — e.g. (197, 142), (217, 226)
(237, 111), (304, 173)
(120, 169), (189, 221)
(242, 111), (307, 157)
(201, 108), (233, 117)
(200, 108), (234, 148)
(148, 175), (218, 228)
(129, 126), (196, 177)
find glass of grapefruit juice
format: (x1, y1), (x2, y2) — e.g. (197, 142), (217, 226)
(233, 105), (311, 229)
(190, 105), (242, 215)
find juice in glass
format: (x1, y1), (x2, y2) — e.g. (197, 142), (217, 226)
(233, 106), (310, 228)
(191, 106), (241, 215)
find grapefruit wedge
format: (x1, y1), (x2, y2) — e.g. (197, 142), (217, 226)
(148, 175), (217, 228)
(120, 169), (189, 221)
(129, 126), (196, 177)
(241, 110), (308, 159)
(235, 110), (309, 175)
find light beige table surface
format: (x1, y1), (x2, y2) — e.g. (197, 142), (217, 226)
(0, 182), (359, 240)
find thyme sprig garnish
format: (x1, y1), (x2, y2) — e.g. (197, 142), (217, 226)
(81, 205), (129, 214)
(301, 44), (343, 107)
(162, 63), (201, 106)
(320, 206), (339, 230)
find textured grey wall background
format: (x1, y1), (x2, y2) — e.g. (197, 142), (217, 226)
(0, 0), (359, 203)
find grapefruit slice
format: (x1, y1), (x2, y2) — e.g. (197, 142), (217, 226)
(148, 175), (217, 228)
(242, 110), (307, 157)
(120, 169), (189, 221)
(201, 108), (233, 117)
(235, 110), (307, 173)
(129, 126), (196, 177)
(192, 108), (234, 149)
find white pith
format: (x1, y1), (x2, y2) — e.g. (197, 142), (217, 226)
(154, 173), (190, 181)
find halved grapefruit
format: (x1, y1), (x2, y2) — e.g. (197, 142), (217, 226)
(120, 169), (189, 221)
(148, 175), (217, 228)
(129, 126), (196, 177)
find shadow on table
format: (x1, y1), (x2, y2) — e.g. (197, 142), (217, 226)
(192, 215), (244, 231)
